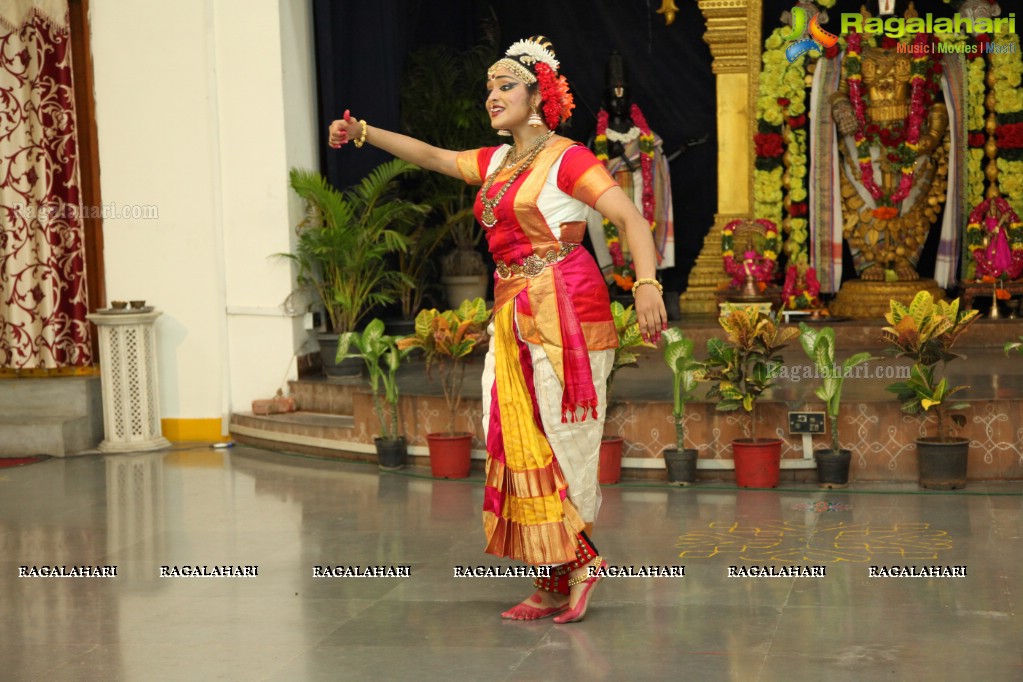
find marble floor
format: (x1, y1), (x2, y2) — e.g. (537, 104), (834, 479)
(2, 444), (1023, 681)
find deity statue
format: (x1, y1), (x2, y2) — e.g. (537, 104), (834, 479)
(587, 52), (674, 290)
(958, 0), (1002, 24)
(829, 37), (949, 282)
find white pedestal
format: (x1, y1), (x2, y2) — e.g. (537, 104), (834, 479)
(87, 310), (171, 452)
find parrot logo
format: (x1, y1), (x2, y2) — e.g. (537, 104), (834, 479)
(782, 6), (839, 62)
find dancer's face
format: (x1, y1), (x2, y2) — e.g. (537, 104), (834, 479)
(485, 67), (535, 131)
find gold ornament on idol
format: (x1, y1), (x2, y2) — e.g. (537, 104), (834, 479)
(479, 130), (554, 228)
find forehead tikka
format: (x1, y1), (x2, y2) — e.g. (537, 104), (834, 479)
(488, 58), (537, 86)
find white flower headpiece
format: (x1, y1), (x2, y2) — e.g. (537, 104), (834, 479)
(505, 37), (559, 72)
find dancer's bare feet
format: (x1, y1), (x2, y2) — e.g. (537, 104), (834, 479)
(501, 589), (569, 620)
(554, 557), (607, 624)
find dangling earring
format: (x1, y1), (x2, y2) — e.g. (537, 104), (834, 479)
(528, 105), (543, 128)
(497, 129), (512, 137)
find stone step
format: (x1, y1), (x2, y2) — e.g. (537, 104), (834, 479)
(0, 377), (103, 456)
(230, 411), (369, 462)
(0, 414), (102, 457)
(287, 380), (358, 416)
(0, 377), (102, 416)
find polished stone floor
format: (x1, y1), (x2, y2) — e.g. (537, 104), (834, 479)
(3, 444), (1023, 681)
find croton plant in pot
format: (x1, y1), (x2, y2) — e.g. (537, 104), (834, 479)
(882, 291), (980, 489)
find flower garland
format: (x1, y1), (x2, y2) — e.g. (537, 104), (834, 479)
(965, 197), (1023, 280)
(754, 27), (815, 265)
(845, 31), (939, 211)
(782, 264), (822, 310)
(595, 104), (656, 290)
(534, 62), (575, 130)
(965, 48), (987, 213)
(991, 31), (1023, 219)
(722, 219), (780, 288)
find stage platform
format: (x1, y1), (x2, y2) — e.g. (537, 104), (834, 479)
(230, 317), (1023, 484)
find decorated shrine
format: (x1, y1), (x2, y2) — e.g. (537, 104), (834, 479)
(684, 0), (1023, 319)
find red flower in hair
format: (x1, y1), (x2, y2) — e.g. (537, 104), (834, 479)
(534, 62), (573, 129)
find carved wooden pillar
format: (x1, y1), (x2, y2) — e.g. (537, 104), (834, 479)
(679, 0), (761, 314)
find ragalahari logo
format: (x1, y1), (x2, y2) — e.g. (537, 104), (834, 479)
(783, 6), (839, 62)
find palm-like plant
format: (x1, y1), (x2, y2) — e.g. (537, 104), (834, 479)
(397, 298), (490, 434)
(882, 291), (980, 439)
(400, 37), (499, 278)
(284, 160), (429, 333)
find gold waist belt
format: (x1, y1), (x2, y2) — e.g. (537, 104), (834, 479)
(495, 243), (579, 279)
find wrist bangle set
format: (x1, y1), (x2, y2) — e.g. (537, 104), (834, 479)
(632, 278), (663, 297)
(352, 120), (368, 148)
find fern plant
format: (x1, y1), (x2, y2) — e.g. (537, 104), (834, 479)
(283, 161), (429, 333)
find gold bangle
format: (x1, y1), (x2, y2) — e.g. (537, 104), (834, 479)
(632, 278), (663, 297)
(353, 120), (368, 148)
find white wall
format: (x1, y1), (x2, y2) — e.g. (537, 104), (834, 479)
(90, 0), (316, 431)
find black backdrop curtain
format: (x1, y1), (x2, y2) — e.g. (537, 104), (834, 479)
(313, 0), (717, 294)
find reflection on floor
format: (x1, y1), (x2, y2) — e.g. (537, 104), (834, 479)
(2, 444), (1022, 681)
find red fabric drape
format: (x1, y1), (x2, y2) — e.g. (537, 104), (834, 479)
(0, 1), (90, 369)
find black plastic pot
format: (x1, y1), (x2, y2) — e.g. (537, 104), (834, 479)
(814, 449), (852, 489)
(663, 448), (698, 485)
(916, 438), (969, 490)
(317, 333), (364, 379)
(375, 437), (407, 471)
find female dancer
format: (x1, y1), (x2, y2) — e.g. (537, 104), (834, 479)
(329, 36), (667, 623)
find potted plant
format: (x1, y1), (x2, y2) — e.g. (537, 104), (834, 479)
(400, 38), (499, 307)
(283, 161), (428, 376)
(705, 304), (799, 488)
(336, 319), (412, 470)
(391, 219), (448, 333)
(397, 298), (490, 478)
(797, 323), (874, 488)
(882, 291), (980, 489)
(661, 327), (705, 485)
(599, 301), (655, 484)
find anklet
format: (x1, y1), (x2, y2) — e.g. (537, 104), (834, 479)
(566, 556), (603, 586)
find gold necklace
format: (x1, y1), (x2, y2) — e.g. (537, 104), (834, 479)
(479, 131), (554, 228)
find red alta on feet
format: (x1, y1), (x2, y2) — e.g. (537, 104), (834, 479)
(553, 558), (607, 624)
(500, 592), (568, 620)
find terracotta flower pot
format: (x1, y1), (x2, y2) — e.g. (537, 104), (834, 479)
(426, 432), (472, 479)
(731, 438), (782, 488)
(598, 436), (624, 485)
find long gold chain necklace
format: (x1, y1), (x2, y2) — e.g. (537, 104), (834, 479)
(479, 130), (554, 228)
